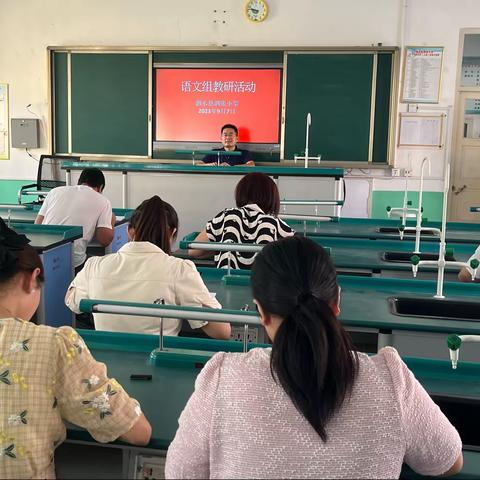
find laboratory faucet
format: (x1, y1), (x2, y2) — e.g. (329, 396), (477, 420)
(386, 175), (417, 228)
(399, 158), (441, 250)
(447, 334), (480, 369)
(293, 113), (321, 168)
(410, 163), (479, 298)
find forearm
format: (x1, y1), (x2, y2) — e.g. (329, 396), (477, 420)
(188, 248), (215, 259)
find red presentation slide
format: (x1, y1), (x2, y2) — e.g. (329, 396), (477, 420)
(155, 68), (281, 143)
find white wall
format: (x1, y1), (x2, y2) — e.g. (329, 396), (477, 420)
(392, 0), (480, 188)
(1, 0), (480, 211)
(0, 0), (401, 180)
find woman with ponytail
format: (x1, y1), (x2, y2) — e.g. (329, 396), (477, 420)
(166, 236), (462, 479)
(66, 196), (230, 339)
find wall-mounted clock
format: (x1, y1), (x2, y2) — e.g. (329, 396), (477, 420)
(245, 0), (269, 23)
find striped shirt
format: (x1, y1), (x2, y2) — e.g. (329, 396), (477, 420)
(205, 204), (295, 269)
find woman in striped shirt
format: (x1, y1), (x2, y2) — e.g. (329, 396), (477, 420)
(189, 173), (294, 269)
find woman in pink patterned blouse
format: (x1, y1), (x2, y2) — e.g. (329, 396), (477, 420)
(166, 236), (463, 479)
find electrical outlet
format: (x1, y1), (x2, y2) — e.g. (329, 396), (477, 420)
(391, 168), (401, 177)
(404, 168), (412, 177)
(231, 326), (258, 344)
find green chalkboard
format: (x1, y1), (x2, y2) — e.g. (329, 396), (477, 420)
(53, 52), (68, 154)
(70, 53), (149, 156)
(284, 52), (393, 163)
(52, 49), (394, 163)
(373, 53), (393, 163)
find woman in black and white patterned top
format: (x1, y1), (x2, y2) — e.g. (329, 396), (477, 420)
(189, 173), (295, 269)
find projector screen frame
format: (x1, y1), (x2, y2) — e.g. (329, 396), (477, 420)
(152, 62), (283, 161)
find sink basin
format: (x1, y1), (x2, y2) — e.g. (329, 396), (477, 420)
(381, 251), (455, 263)
(336, 268), (372, 277)
(432, 395), (480, 451)
(388, 297), (480, 321)
(377, 227), (435, 235)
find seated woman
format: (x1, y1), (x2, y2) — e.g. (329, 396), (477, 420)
(189, 172), (294, 269)
(166, 236), (463, 479)
(0, 218), (151, 479)
(458, 244), (480, 282)
(66, 196), (230, 339)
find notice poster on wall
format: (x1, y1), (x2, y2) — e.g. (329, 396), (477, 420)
(0, 84), (8, 159)
(155, 68), (281, 144)
(397, 113), (444, 147)
(402, 47), (443, 104)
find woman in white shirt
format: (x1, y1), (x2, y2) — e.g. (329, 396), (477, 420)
(65, 196), (230, 339)
(166, 236), (463, 479)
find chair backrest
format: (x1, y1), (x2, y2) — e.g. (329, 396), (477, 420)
(37, 154), (80, 190)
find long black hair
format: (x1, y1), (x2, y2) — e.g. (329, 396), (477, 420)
(128, 196), (178, 254)
(251, 235), (358, 441)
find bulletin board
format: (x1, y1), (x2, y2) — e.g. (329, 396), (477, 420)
(397, 113), (445, 147)
(0, 84), (9, 159)
(401, 47), (443, 104)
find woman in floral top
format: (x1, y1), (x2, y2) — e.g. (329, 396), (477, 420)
(0, 218), (151, 479)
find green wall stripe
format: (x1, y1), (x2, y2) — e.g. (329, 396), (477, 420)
(0, 180), (34, 204)
(371, 191), (444, 222)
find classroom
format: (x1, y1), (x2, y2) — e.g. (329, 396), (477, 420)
(1, 0), (480, 478)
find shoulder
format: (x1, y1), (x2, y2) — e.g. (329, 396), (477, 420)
(367, 347), (412, 390)
(78, 252), (119, 278)
(166, 255), (199, 276)
(208, 207), (240, 223)
(193, 349), (272, 398)
(82, 253), (110, 270)
(54, 326), (88, 357)
(55, 325), (82, 343)
(277, 216), (294, 229)
(201, 348), (270, 382)
(374, 346), (405, 370)
(45, 185), (68, 198)
(1, 318), (57, 340)
(89, 189), (111, 206)
(0, 318), (59, 357)
(147, 251), (201, 279)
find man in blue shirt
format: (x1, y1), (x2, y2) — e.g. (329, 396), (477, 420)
(201, 124), (255, 166)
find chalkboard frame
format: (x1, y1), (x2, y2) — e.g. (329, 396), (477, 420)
(282, 50), (396, 164)
(49, 46), (398, 166)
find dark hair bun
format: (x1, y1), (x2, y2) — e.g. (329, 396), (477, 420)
(0, 218), (30, 272)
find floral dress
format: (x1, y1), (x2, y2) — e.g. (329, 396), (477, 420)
(0, 318), (142, 479)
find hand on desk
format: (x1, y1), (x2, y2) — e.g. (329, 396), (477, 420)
(198, 161), (256, 167)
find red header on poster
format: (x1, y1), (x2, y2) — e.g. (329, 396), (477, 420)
(155, 68), (281, 143)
